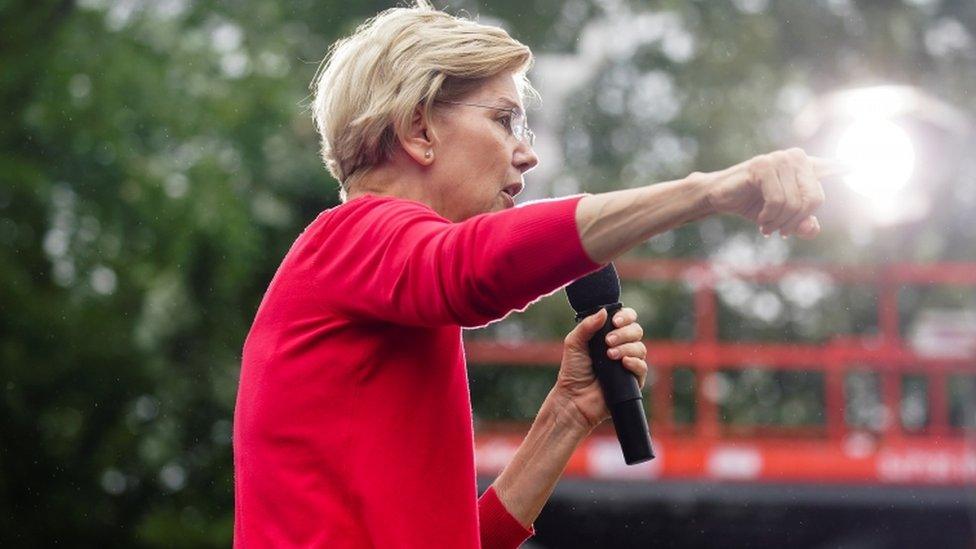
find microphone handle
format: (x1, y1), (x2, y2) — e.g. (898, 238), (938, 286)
(578, 302), (655, 465)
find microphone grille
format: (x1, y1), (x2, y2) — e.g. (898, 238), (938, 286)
(566, 263), (621, 313)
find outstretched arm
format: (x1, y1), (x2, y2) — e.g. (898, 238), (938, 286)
(484, 147), (841, 532)
(576, 148), (838, 264)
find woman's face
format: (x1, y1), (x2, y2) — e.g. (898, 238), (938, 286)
(426, 72), (539, 222)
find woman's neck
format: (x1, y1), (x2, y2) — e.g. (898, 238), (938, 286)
(344, 163), (430, 205)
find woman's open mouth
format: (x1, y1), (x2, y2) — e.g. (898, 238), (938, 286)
(501, 182), (523, 208)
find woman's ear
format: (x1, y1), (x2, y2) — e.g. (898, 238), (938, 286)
(400, 104), (436, 166)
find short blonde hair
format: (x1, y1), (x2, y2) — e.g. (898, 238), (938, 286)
(310, 1), (535, 199)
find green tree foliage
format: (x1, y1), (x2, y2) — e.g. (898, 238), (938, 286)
(1, 0), (974, 545)
(0, 0), (364, 544)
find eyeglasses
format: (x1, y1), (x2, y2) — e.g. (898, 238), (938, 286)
(434, 100), (536, 147)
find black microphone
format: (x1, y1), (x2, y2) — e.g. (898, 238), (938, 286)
(565, 263), (654, 465)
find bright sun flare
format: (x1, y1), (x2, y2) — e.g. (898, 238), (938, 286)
(835, 118), (915, 199)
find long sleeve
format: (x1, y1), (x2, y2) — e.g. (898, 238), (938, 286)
(236, 194), (600, 547)
(312, 194), (602, 328)
(478, 485), (534, 549)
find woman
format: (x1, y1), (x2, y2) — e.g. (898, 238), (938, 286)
(234, 2), (831, 547)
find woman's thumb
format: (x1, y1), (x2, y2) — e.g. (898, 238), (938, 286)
(568, 308), (607, 346)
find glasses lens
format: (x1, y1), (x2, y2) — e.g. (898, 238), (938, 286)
(513, 111), (534, 146)
(512, 111), (524, 138)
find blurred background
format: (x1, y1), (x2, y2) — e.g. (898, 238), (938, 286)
(2, 0), (976, 547)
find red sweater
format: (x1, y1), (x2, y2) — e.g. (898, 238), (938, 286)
(234, 194), (600, 548)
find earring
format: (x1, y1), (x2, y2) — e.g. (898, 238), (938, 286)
(424, 150), (432, 159)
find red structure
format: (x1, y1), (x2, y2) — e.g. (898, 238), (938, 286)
(469, 260), (976, 486)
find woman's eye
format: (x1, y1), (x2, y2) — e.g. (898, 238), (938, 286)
(497, 115), (513, 131)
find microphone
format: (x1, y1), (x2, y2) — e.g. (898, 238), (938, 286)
(565, 263), (654, 465)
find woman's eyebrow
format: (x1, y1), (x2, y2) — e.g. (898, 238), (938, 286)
(493, 97), (523, 111)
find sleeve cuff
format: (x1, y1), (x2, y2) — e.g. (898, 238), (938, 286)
(478, 485), (535, 549)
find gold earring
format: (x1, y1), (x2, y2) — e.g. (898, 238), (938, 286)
(424, 150), (432, 159)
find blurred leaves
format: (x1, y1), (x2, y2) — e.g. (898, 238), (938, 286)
(1, 0), (351, 545)
(719, 368), (825, 427)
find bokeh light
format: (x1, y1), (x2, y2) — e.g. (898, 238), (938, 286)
(835, 117), (915, 199)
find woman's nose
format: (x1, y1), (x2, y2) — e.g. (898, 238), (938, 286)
(514, 142), (539, 173)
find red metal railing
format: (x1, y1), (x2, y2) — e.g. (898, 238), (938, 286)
(468, 260), (976, 485)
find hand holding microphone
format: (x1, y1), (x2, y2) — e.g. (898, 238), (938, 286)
(560, 263), (654, 465)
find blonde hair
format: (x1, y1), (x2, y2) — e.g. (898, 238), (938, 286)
(310, 1), (535, 199)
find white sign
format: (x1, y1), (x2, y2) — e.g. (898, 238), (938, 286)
(909, 309), (976, 359)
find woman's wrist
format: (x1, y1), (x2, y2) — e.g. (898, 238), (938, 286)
(682, 170), (719, 222)
(544, 388), (597, 440)
(490, 389), (594, 529)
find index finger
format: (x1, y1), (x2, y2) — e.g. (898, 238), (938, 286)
(810, 156), (854, 180)
(613, 307), (638, 327)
